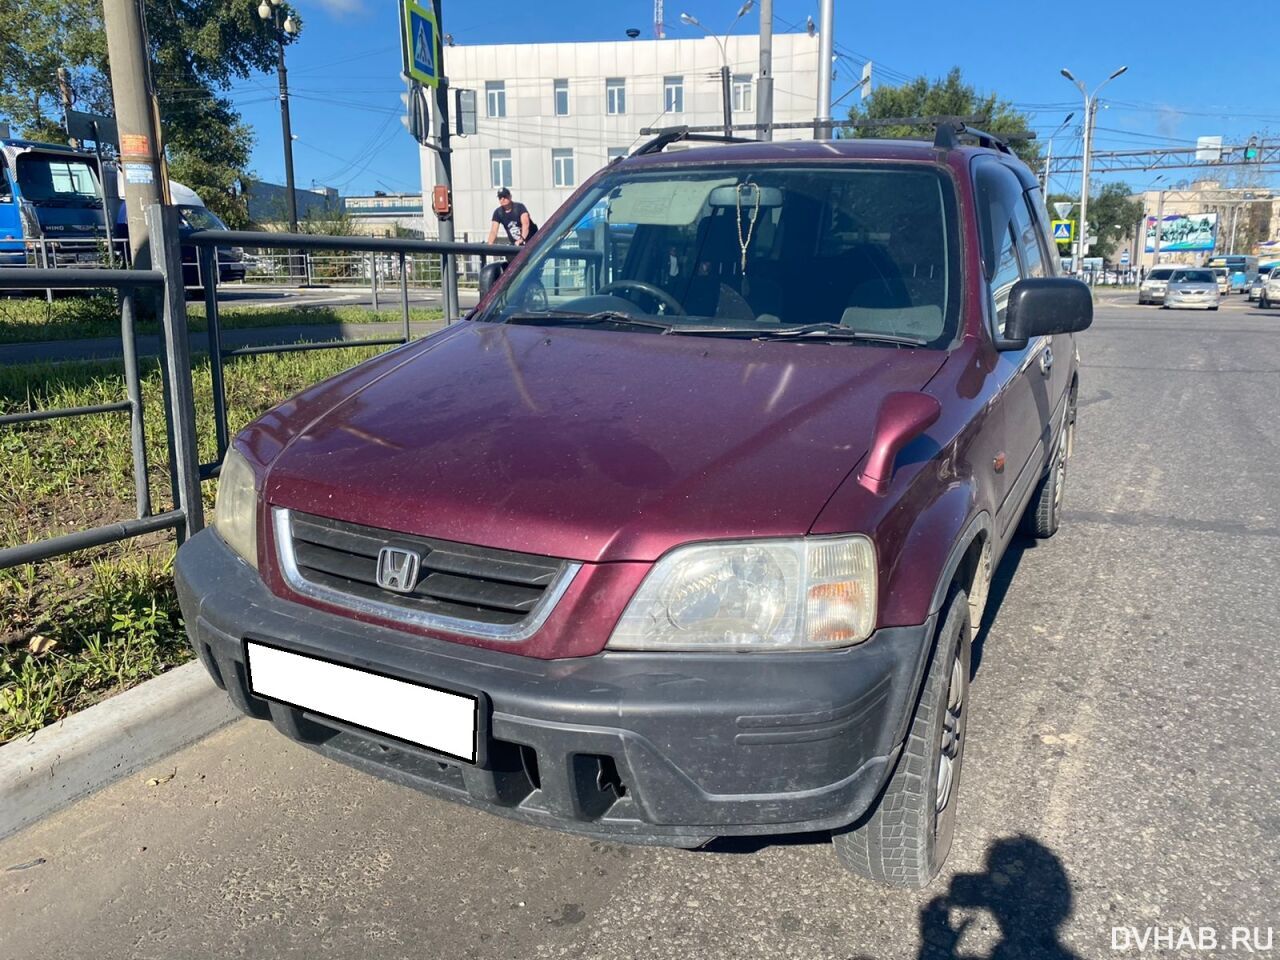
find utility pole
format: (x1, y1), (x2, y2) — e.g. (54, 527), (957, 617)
(102, 0), (165, 272)
(719, 64), (733, 139)
(57, 68), (79, 149)
(814, 0), (834, 139)
(1061, 66), (1127, 274)
(755, 0), (773, 141)
(431, 0), (458, 320)
(258, 0), (300, 234)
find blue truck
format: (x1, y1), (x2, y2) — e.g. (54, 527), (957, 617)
(1, 135), (245, 286)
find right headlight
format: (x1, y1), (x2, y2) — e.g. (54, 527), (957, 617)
(212, 446), (259, 568)
(607, 536), (877, 652)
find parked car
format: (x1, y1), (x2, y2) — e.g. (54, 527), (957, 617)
(175, 126), (1092, 890)
(1261, 268), (1280, 309)
(1138, 266), (1175, 304)
(1163, 269), (1220, 310)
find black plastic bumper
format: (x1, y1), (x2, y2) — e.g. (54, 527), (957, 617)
(175, 528), (937, 847)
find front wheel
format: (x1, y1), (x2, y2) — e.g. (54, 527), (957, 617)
(832, 588), (972, 888)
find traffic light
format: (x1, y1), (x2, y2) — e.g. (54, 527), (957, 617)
(1245, 136), (1259, 161)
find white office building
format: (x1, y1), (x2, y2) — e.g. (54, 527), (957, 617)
(421, 33), (820, 242)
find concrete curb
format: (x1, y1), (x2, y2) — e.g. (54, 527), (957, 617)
(0, 660), (240, 840)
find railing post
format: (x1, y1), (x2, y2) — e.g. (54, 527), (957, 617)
(370, 253), (379, 311)
(399, 251), (410, 342)
(146, 204), (204, 539)
(119, 290), (152, 518)
(199, 245), (229, 463)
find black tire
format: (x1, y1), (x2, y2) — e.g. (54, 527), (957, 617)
(1210, 306), (1219, 312)
(1021, 389), (1075, 539)
(1263, 296), (1271, 310)
(832, 588), (972, 889)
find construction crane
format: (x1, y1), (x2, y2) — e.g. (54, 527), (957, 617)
(654, 0), (665, 38)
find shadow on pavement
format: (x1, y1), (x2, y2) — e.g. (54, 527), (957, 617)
(969, 537), (1029, 680)
(918, 835), (1081, 960)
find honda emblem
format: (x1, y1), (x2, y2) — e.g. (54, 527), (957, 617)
(376, 546), (421, 593)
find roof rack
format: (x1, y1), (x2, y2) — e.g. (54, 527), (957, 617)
(932, 118), (1036, 155)
(632, 126), (757, 156)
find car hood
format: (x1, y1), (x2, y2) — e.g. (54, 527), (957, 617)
(1168, 282), (1217, 292)
(261, 323), (947, 563)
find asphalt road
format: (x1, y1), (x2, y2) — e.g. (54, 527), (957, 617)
(3, 295), (1278, 960)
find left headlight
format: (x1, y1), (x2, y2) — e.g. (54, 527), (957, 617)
(212, 446), (259, 568)
(607, 536), (877, 652)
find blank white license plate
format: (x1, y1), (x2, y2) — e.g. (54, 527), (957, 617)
(244, 640), (478, 762)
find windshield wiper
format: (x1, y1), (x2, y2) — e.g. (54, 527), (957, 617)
(503, 310), (676, 333)
(751, 324), (928, 347)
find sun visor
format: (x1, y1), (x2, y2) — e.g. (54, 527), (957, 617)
(607, 178), (735, 226)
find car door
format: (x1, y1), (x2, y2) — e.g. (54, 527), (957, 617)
(0, 155), (24, 264)
(973, 158), (1052, 541)
(1012, 187), (1068, 455)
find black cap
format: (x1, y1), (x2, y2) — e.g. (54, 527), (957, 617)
(496, 188), (512, 199)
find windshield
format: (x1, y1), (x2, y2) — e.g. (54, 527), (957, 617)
(480, 163), (960, 348)
(1148, 269), (1173, 280)
(178, 205), (228, 230)
(1172, 270), (1214, 283)
(14, 153), (101, 205)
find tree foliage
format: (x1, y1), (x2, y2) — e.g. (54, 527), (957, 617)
(844, 67), (1040, 166)
(0, 0), (300, 228)
(1046, 184), (1144, 261)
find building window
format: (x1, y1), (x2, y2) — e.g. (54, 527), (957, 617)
(486, 81), (506, 118)
(607, 146), (629, 164)
(552, 148), (575, 188)
(553, 79), (569, 117)
(605, 78), (626, 115)
(732, 74), (753, 113)
(664, 76), (684, 114)
(490, 149), (512, 189)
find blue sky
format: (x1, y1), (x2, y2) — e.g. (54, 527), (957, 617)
(231, 0), (1279, 198)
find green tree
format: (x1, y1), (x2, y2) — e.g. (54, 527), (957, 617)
(0, 0), (299, 228)
(844, 67), (1040, 166)
(1044, 185), (1143, 261)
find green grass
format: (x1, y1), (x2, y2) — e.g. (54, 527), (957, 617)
(0, 343), (385, 743)
(0, 295), (443, 345)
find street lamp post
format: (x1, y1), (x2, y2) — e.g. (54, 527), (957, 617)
(1060, 65), (1127, 275)
(680, 3), (754, 139)
(258, 0), (300, 234)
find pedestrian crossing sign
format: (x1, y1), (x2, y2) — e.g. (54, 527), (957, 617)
(1051, 220), (1075, 242)
(402, 0), (439, 88)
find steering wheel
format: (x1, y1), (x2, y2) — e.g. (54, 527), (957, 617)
(596, 280), (686, 316)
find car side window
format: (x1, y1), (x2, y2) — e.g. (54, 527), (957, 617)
(1012, 197), (1046, 280)
(989, 222), (1021, 336)
(0, 159), (11, 202)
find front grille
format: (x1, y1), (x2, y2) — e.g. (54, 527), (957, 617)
(276, 509), (577, 638)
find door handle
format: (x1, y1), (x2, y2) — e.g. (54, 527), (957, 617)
(1039, 347), (1053, 376)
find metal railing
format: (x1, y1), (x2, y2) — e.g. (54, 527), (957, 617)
(1, 217), (512, 570)
(185, 228), (511, 476)
(0, 206), (200, 569)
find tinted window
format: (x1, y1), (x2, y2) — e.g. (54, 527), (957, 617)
(989, 224), (1021, 335)
(1012, 197), (1046, 279)
(1148, 268), (1174, 280)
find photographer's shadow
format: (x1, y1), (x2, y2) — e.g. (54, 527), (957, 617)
(919, 835), (1081, 960)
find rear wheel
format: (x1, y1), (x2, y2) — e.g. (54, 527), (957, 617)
(831, 588), (972, 889)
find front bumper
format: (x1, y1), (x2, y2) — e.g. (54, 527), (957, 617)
(175, 529), (934, 847)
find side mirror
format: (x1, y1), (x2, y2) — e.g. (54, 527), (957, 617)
(478, 260), (508, 297)
(999, 277), (1093, 349)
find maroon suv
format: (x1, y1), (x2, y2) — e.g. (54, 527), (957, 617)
(176, 125), (1091, 888)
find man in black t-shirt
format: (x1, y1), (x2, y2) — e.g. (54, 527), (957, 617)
(486, 188), (537, 246)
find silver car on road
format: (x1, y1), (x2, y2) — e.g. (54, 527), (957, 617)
(1163, 269), (1220, 311)
(1138, 266), (1175, 305)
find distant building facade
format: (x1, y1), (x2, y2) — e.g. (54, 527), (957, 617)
(1134, 180), (1280, 270)
(424, 33), (820, 242)
(244, 179), (340, 227)
(342, 192), (426, 237)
